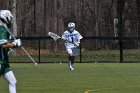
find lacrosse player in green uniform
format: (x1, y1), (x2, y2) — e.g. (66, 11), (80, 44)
(0, 10), (21, 93)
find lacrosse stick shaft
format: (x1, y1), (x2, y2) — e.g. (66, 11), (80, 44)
(21, 46), (37, 64)
(0, 20), (37, 65)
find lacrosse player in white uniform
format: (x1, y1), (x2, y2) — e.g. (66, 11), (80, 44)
(62, 22), (83, 70)
(0, 10), (21, 93)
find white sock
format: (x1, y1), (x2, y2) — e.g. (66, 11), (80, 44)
(68, 61), (72, 67)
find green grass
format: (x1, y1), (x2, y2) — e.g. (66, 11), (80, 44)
(0, 63), (140, 93)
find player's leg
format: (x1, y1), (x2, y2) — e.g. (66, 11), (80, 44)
(72, 47), (79, 57)
(70, 48), (79, 70)
(69, 54), (75, 66)
(0, 64), (2, 76)
(69, 54), (75, 70)
(67, 48), (74, 70)
(3, 71), (17, 93)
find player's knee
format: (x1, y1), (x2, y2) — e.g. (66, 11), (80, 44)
(9, 79), (17, 86)
(69, 53), (73, 56)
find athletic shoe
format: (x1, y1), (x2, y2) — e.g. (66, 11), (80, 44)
(70, 67), (74, 70)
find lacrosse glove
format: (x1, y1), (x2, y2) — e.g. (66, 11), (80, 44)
(12, 39), (22, 47)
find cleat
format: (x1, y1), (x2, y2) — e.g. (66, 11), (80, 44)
(70, 67), (74, 70)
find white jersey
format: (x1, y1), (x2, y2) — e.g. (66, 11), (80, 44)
(62, 30), (83, 49)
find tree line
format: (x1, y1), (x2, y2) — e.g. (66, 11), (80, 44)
(0, 0), (139, 37)
(0, 0), (140, 50)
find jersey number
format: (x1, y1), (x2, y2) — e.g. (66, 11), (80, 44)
(71, 37), (74, 43)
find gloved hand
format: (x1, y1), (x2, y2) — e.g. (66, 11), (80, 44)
(12, 39), (22, 47)
(74, 42), (80, 47)
(61, 37), (68, 41)
(74, 39), (81, 47)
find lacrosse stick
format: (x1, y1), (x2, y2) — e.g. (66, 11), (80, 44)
(48, 32), (61, 41)
(48, 32), (78, 46)
(0, 20), (38, 65)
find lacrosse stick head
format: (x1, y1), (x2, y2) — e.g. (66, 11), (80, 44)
(48, 32), (61, 41)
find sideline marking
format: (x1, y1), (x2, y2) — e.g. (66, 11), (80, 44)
(84, 88), (113, 93)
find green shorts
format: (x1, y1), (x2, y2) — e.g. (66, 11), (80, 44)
(0, 63), (11, 76)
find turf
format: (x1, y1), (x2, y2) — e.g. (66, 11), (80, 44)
(0, 63), (140, 93)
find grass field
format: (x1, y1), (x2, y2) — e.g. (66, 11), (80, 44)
(0, 63), (140, 93)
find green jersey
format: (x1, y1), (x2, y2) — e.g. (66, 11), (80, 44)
(0, 23), (11, 75)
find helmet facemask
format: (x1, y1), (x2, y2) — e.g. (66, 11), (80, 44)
(0, 10), (13, 27)
(68, 22), (75, 33)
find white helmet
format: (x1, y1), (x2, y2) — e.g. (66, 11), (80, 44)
(0, 10), (13, 24)
(68, 22), (75, 32)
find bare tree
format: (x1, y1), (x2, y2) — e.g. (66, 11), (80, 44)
(12, 0), (17, 36)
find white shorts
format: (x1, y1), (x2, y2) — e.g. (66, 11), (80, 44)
(66, 47), (79, 56)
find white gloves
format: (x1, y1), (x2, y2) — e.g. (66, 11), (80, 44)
(12, 39), (22, 47)
(61, 37), (68, 41)
(74, 42), (80, 47)
(75, 39), (80, 47)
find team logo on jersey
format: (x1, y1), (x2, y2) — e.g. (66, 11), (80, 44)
(68, 34), (76, 37)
